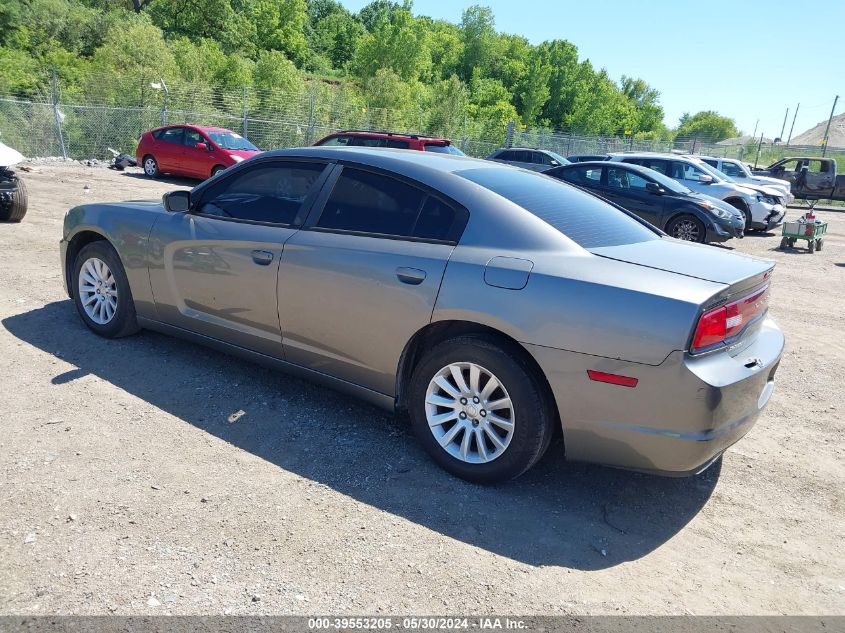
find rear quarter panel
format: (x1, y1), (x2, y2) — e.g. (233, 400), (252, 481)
(63, 201), (163, 319)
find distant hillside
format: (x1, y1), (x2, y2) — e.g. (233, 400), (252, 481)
(792, 111), (845, 148)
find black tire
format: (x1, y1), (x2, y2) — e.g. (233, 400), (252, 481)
(72, 241), (140, 338)
(142, 155), (160, 178)
(408, 335), (556, 484)
(779, 237), (788, 249)
(788, 238), (796, 247)
(816, 239), (823, 251)
(0, 175), (27, 222)
(210, 165), (225, 178)
(666, 214), (706, 243)
(808, 239), (815, 254)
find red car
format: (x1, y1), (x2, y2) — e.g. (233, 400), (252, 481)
(313, 130), (465, 155)
(136, 125), (261, 180)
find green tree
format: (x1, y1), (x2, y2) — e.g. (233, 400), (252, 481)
(676, 110), (739, 141)
(621, 75), (664, 133)
(249, 0), (309, 64)
(307, 4), (363, 70)
(515, 50), (551, 125)
(459, 5), (495, 81)
(538, 39), (579, 127)
(351, 5), (430, 82)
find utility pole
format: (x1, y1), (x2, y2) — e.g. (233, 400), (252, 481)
(751, 119), (759, 140)
(779, 107), (789, 142)
(786, 103), (800, 147)
(821, 95), (839, 157)
(754, 133), (764, 168)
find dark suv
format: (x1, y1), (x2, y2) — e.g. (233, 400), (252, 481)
(314, 131), (465, 155)
(486, 147), (570, 171)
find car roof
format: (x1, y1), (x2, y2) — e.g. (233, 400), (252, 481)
(321, 130), (450, 143)
(558, 161), (657, 175)
(494, 147), (553, 152)
(154, 124), (234, 133)
(261, 146), (489, 172)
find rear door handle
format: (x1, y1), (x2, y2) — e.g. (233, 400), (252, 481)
(396, 267), (426, 285)
(251, 250), (274, 265)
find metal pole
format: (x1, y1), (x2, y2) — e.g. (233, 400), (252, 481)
(751, 119), (759, 140)
(779, 107), (789, 142)
(160, 79), (169, 127)
(754, 133), (764, 168)
(786, 103), (799, 147)
(51, 67), (67, 160)
(307, 90), (315, 145)
(505, 120), (515, 148)
(821, 95), (839, 157)
(242, 86), (248, 138)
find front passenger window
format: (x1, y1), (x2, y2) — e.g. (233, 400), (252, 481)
(197, 162), (326, 224)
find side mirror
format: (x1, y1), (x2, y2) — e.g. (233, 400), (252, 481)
(163, 190), (190, 213)
(195, 142), (207, 151)
(698, 174), (714, 184)
(645, 182), (664, 195)
(550, 159), (560, 167)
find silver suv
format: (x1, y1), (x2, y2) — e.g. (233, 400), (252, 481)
(697, 156), (794, 204)
(607, 153), (785, 231)
(486, 147), (570, 172)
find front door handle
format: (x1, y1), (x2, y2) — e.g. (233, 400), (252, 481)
(396, 267), (426, 285)
(251, 250), (274, 266)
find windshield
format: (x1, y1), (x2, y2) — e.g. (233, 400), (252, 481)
(547, 150), (570, 165)
(646, 168), (692, 194)
(207, 131), (258, 151)
(424, 143), (466, 156)
(695, 160), (734, 183)
(457, 167), (658, 248)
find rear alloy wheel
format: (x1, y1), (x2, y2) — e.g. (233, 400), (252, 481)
(409, 335), (555, 483)
(667, 215), (705, 243)
(73, 241), (140, 338)
(143, 155), (159, 178)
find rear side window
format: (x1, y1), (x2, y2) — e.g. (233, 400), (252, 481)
(197, 162), (326, 224)
(607, 167), (649, 191)
(384, 138), (410, 149)
(317, 168), (459, 241)
(424, 143), (463, 155)
(159, 127), (184, 144)
(456, 167), (658, 248)
(560, 166), (602, 186)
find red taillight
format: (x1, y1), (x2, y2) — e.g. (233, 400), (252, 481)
(692, 285), (770, 353)
(587, 370), (638, 388)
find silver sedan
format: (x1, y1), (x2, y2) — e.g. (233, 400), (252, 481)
(60, 147), (784, 483)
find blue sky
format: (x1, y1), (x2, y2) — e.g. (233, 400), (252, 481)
(338, 0), (844, 138)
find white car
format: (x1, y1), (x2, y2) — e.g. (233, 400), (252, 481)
(607, 153), (786, 232)
(698, 156), (794, 204)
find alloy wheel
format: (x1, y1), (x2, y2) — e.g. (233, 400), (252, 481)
(78, 257), (118, 325)
(673, 219), (700, 242)
(424, 362), (515, 464)
(144, 158), (157, 176)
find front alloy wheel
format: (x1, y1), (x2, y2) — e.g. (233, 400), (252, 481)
(78, 257), (118, 324)
(668, 215), (705, 243)
(425, 362), (515, 464)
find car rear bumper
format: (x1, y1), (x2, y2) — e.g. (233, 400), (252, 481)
(525, 317), (784, 475)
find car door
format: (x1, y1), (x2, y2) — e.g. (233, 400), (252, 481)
(602, 166), (664, 226)
(147, 159), (331, 355)
(155, 127), (185, 173)
(182, 128), (212, 178)
(278, 165), (466, 396)
(803, 159), (836, 196)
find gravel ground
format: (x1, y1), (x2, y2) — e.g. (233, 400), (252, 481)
(0, 165), (843, 616)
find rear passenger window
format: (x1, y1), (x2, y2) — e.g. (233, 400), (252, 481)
(563, 166), (602, 185)
(159, 127), (184, 144)
(197, 162), (325, 224)
(384, 139), (410, 149)
(317, 168), (457, 241)
(317, 135), (351, 146)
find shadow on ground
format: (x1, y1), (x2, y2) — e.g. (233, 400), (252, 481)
(3, 301), (720, 570)
(121, 170), (198, 188)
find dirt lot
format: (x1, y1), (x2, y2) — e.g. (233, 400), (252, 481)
(0, 164), (843, 615)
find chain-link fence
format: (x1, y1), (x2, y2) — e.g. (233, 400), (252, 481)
(2, 70), (844, 167)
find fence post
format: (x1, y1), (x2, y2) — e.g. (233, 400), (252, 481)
(242, 86), (249, 138)
(51, 68), (67, 160)
(505, 120), (515, 148)
(460, 113), (467, 152)
(307, 89), (315, 144)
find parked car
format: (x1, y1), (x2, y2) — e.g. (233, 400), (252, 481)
(567, 154), (609, 163)
(753, 157), (845, 204)
(608, 153), (786, 231)
(0, 141), (27, 222)
(697, 156), (793, 204)
(61, 147), (783, 483)
(136, 125), (261, 180)
(546, 161), (744, 243)
(314, 130), (465, 155)
(485, 147), (571, 171)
